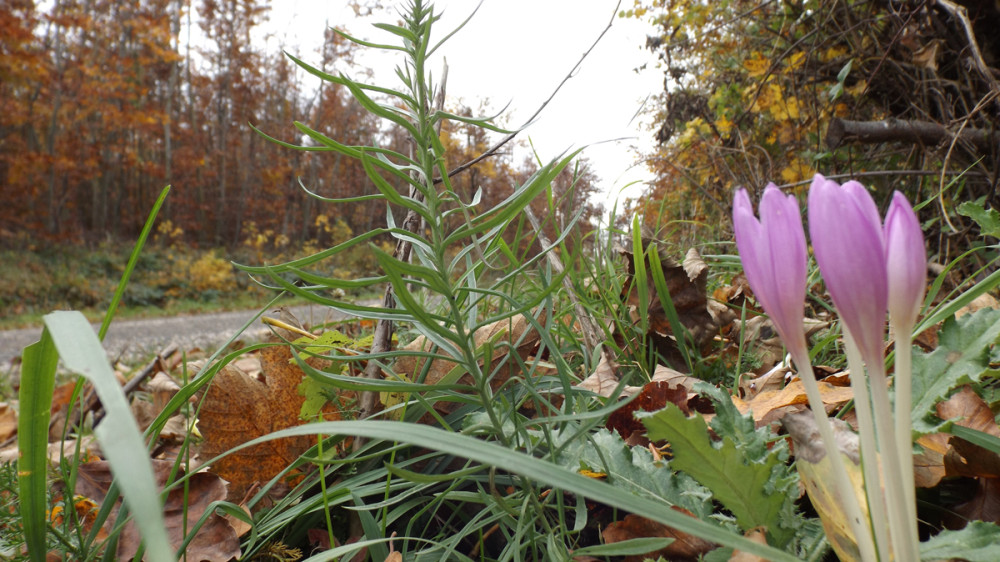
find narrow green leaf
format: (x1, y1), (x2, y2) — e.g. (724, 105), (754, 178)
(18, 335), (59, 562)
(224, 422), (800, 561)
(99, 185), (169, 340)
(572, 537), (674, 556)
(43, 311), (173, 562)
(949, 425), (1000, 456)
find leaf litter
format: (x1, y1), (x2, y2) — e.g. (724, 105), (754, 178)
(6, 242), (1000, 560)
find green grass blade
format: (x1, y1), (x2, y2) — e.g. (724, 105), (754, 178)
(224, 421), (800, 561)
(98, 185), (170, 341)
(950, 425), (1000, 456)
(43, 311), (174, 562)
(18, 335), (59, 562)
(915, 267), (1000, 336)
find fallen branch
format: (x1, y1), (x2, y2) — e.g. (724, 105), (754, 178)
(826, 117), (1000, 154)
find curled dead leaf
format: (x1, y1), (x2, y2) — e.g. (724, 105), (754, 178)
(729, 526), (769, 562)
(602, 510), (716, 561)
(75, 460), (240, 561)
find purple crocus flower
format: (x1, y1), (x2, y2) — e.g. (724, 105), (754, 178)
(732, 184), (810, 361)
(807, 174), (888, 366)
(885, 192), (926, 330)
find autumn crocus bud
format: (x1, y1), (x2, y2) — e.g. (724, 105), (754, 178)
(732, 184), (810, 362)
(884, 191), (926, 331)
(807, 174), (888, 366)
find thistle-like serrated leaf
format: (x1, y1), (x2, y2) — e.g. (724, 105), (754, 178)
(957, 200), (1000, 239)
(919, 521), (1000, 561)
(910, 308), (1000, 436)
(555, 429), (714, 521)
(640, 395), (798, 546)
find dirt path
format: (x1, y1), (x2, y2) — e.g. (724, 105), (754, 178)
(0, 303), (370, 367)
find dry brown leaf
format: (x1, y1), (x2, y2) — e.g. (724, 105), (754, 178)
(733, 379), (853, 427)
(911, 39), (943, 70)
(738, 364), (790, 399)
(948, 478), (1000, 528)
(75, 460), (240, 561)
(576, 353), (619, 398)
(390, 312), (543, 390)
(618, 241), (718, 370)
(956, 292), (999, 317)
(150, 371), (181, 413)
(602, 510), (716, 561)
(729, 526), (769, 561)
(913, 431), (950, 488)
(937, 386), (1000, 479)
(0, 436), (99, 464)
(735, 316), (828, 373)
(0, 403), (16, 442)
(198, 342), (355, 502)
(607, 381), (690, 442)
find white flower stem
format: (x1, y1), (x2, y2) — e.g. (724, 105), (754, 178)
(842, 331), (892, 562)
(866, 347), (919, 562)
(788, 347), (878, 562)
(890, 322), (920, 554)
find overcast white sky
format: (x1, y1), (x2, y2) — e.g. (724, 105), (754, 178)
(257, 1), (663, 208)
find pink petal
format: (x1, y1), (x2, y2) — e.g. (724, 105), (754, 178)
(885, 191), (926, 330)
(808, 174), (888, 365)
(733, 185), (809, 358)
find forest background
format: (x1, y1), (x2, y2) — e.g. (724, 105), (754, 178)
(3, 0), (1000, 327)
(0, 0), (611, 326)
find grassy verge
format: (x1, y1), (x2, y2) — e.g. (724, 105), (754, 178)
(0, 243), (376, 330)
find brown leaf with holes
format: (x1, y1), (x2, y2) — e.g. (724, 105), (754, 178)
(607, 381), (690, 441)
(75, 460), (240, 561)
(198, 342), (354, 502)
(602, 510), (716, 561)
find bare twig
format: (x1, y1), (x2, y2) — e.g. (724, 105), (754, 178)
(934, 0), (1000, 108)
(435, 2), (620, 184)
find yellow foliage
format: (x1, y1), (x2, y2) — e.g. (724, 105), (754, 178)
(743, 51), (770, 77)
(780, 158), (814, 185)
(821, 46), (848, 63)
(184, 252), (236, 294)
(785, 51), (806, 72)
(846, 80), (868, 98)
